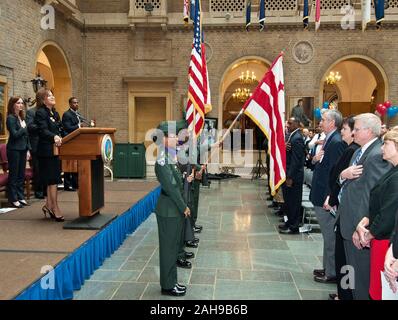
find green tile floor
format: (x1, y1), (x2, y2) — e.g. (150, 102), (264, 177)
(74, 178), (335, 300)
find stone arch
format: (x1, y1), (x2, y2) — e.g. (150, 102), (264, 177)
(317, 53), (388, 117)
(34, 41), (72, 116)
(217, 56), (272, 130)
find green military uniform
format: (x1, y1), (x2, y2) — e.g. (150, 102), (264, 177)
(154, 120), (187, 290)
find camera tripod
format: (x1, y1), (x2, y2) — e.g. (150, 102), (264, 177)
(251, 149), (266, 180)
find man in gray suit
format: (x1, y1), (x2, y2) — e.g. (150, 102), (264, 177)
(337, 113), (392, 300)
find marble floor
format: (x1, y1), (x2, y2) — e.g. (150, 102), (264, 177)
(74, 178), (335, 300)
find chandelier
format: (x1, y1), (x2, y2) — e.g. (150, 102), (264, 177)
(239, 70), (256, 84)
(326, 71), (342, 85)
(233, 88), (252, 102)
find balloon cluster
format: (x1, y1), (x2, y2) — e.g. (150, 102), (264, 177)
(376, 100), (398, 118)
(314, 102), (330, 120)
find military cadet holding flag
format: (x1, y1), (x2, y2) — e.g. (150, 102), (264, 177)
(153, 120), (191, 296)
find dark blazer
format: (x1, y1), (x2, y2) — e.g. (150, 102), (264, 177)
(310, 130), (346, 207)
(368, 166), (398, 240)
(62, 109), (80, 136)
(390, 207), (398, 258)
(26, 107), (39, 153)
(34, 106), (63, 157)
(338, 139), (393, 240)
(6, 114), (31, 151)
(328, 142), (360, 207)
(286, 129), (305, 184)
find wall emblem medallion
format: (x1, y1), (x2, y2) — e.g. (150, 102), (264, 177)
(292, 41), (314, 64)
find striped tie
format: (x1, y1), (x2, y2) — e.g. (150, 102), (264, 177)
(338, 149), (363, 202)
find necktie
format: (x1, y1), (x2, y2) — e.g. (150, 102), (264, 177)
(338, 148), (363, 202)
(352, 149), (363, 166)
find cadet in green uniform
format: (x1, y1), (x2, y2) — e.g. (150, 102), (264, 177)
(154, 120), (190, 296)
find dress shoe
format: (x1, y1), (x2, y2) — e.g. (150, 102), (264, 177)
(192, 237), (199, 243)
(314, 275), (337, 284)
(193, 226), (202, 233)
(266, 196), (273, 201)
(34, 192), (45, 199)
(194, 225), (203, 231)
(279, 217), (285, 223)
(313, 269), (325, 277)
(184, 251), (195, 259)
(11, 201), (23, 208)
(176, 258), (192, 269)
(19, 200), (30, 206)
(176, 283), (186, 291)
(161, 285), (186, 296)
(328, 293), (339, 300)
(279, 227), (299, 235)
(64, 187), (76, 192)
(267, 202), (279, 208)
(185, 240), (198, 248)
(278, 223), (288, 230)
(274, 210), (285, 217)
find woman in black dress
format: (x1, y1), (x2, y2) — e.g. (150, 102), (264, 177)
(6, 97), (30, 208)
(34, 89), (64, 222)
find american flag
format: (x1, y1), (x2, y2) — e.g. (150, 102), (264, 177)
(186, 0), (210, 137)
(242, 54), (286, 195)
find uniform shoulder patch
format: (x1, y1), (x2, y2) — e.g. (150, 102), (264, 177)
(157, 157), (166, 166)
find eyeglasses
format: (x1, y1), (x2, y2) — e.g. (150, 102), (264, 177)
(353, 127), (368, 132)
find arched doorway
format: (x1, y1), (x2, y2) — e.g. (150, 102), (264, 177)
(319, 55), (388, 118)
(35, 42), (72, 116)
(219, 57), (270, 150)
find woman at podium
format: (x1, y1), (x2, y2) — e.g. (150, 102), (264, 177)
(34, 89), (64, 222)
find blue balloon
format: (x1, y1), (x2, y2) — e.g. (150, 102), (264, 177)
(314, 108), (322, 119)
(387, 107), (395, 118)
(323, 102), (329, 109)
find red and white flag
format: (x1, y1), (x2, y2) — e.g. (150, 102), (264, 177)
(186, 0), (210, 137)
(315, 0), (321, 31)
(242, 54), (286, 195)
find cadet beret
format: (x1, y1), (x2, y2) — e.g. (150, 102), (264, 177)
(156, 120), (187, 136)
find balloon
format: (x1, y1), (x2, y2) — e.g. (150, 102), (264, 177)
(387, 107), (396, 118)
(383, 100), (392, 108)
(323, 101), (329, 109)
(377, 103), (385, 115)
(379, 105), (387, 116)
(314, 108), (322, 119)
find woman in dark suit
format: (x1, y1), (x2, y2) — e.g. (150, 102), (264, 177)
(357, 128), (398, 299)
(323, 116), (359, 300)
(6, 97), (31, 208)
(34, 89), (64, 222)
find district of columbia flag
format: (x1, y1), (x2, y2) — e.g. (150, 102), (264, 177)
(315, 0), (321, 31)
(242, 54), (286, 195)
(362, 0), (371, 31)
(375, 0), (385, 29)
(303, 0), (309, 29)
(259, 0), (265, 31)
(186, 0), (210, 137)
(246, 0), (251, 31)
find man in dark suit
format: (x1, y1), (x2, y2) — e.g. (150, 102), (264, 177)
(26, 106), (44, 199)
(337, 113), (392, 300)
(61, 97), (80, 191)
(279, 117), (305, 234)
(310, 109), (346, 283)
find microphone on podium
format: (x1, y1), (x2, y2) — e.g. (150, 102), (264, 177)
(76, 113), (95, 127)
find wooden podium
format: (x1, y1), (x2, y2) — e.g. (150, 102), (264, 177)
(58, 127), (117, 229)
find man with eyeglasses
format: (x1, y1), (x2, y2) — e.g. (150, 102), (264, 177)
(337, 113), (392, 300)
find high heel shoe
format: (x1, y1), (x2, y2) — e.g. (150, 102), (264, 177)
(42, 206), (64, 222)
